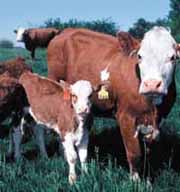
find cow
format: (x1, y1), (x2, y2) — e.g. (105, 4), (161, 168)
(14, 28), (61, 59)
(47, 27), (180, 180)
(0, 57), (32, 160)
(19, 71), (94, 184)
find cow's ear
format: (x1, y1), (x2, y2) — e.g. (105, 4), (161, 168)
(14, 30), (17, 34)
(116, 31), (140, 56)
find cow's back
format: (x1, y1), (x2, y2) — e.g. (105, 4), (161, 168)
(48, 28), (119, 82)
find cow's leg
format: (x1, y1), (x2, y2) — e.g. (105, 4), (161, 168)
(32, 124), (48, 158)
(31, 49), (35, 59)
(12, 125), (23, 161)
(7, 129), (13, 157)
(12, 115), (26, 161)
(62, 135), (77, 185)
(77, 131), (89, 173)
(117, 112), (141, 181)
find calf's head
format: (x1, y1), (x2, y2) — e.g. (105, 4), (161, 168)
(137, 26), (180, 104)
(14, 27), (26, 42)
(60, 80), (93, 116)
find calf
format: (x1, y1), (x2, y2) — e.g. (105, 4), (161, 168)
(14, 27), (61, 59)
(19, 72), (93, 184)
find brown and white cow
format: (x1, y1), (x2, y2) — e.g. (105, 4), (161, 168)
(14, 28), (61, 59)
(19, 72), (93, 184)
(47, 27), (179, 180)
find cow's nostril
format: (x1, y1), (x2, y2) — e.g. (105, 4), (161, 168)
(144, 81), (149, 87)
(156, 81), (162, 88)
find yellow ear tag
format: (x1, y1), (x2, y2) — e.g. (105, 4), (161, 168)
(98, 86), (109, 100)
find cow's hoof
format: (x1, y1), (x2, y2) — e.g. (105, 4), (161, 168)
(68, 174), (77, 185)
(130, 172), (140, 182)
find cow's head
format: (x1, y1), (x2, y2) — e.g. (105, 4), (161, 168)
(14, 27), (26, 42)
(137, 26), (179, 105)
(60, 80), (93, 116)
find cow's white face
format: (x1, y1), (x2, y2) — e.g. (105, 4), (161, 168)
(70, 80), (93, 115)
(137, 26), (178, 105)
(15, 28), (26, 42)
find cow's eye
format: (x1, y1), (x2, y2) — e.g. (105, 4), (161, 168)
(137, 54), (142, 60)
(72, 95), (77, 103)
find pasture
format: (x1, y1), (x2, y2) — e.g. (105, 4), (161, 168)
(1, 47), (180, 191)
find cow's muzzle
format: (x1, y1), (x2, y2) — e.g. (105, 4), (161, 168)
(139, 79), (166, 96)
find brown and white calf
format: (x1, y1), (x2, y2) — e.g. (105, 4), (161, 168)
(14, 27), (61, 59)
(19, 72), (93, 184)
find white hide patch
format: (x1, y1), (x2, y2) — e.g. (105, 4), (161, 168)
(100, 68), (110, 81)
(29, 107), (60, 135)
(16, 28), (26, 42)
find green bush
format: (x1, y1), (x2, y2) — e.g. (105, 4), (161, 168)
(0, 39), (14, 48)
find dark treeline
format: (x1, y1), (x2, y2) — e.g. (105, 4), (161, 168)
(42, 18), (118, 36)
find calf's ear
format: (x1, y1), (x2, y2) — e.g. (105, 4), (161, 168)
(176, 44), (180, 58)
(14, 29), (17, 34)
(116, 31), (140, 56)
(59, 80), (72, 100)
(59, 80), (71, 91)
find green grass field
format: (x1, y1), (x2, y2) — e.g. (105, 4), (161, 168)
(1, 48), (180, 191)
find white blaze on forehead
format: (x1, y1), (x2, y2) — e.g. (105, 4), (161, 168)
(16, 27), (26, 42)
(71, 80), (93, 98)
(139, 26), (176, 60)
(138, 26), (177, 96)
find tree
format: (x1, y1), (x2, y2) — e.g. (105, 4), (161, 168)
(128, 18), (168, 39)
(168, 0), (180, 42)
(128, 18), (154, 39)
(0, 39), (14, 48)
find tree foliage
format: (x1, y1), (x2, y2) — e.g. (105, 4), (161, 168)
(128, 18), (168, 39)
(43, 18), (118, 36)
(168, 0), (180, 41)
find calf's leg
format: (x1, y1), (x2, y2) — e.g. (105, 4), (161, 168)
(77, 131), (89, 173)
(63, 135), (78, 185)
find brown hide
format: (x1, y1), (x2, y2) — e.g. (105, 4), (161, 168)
(19, 72), (78, 139)
(23, 28), (61, 58)
(0, 57), (30, 123)
(0, 57), (31, 78)
(47, 28), (175, 177)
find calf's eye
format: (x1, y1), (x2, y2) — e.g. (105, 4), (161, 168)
(170, 55), (176, 61)
(72, 95), (78, 103)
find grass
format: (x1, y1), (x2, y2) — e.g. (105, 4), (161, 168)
(1, 47), (180, 191)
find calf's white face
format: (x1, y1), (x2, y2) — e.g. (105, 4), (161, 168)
(70, 80), (93, 115)
(15, 28), (26, 42)
(137, 26), (178, 104)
